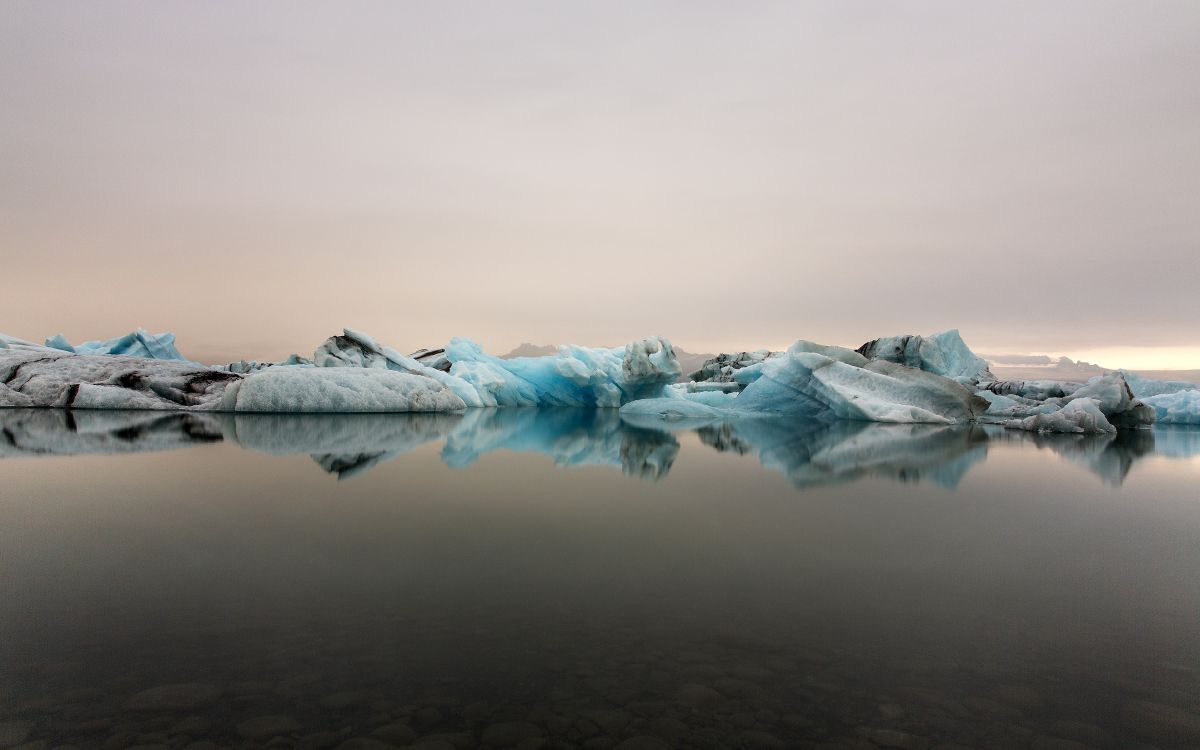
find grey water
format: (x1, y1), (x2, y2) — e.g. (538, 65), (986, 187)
(2, 408), (1199, 750)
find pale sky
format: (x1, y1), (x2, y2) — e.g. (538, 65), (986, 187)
(2, 1), (1198, 366)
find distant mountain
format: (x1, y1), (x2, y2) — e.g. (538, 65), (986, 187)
(982, 353), (1200, 386)
(501, 343), (559, 359)
(982, 353), (1107, 381)
(673, 347), (717, 379)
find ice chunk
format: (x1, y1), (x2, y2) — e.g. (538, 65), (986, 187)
(623, 340), (987, 425)
(1122, 371), (1199, 398)
(0, 347), (238, 410)
(856, 329), (994, 384)
(734, 343), (987, 423)
(1068, 372), (1155, 428)
(45, 328), (189, 361)
(689, 350), (777, 383)
(1006, 397), (1116, 433)
(444, 335), (681, 407)
(0, 333), (53, 352)
(980, 379), (1083, 401)
(0, 384), (36, 407)
(1141, 390), (1200, 424)
(314, 329), (488, 407)
(223, 367), (466, 413)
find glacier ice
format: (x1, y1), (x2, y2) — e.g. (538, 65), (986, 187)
(313, 328), (682, 408)
(0, 325), (1187, 432)
(221, 366), (467, 413)
(45, 328), (189, 361)
(443, 335), (681, 407)
(0, 328), (683, 415)
(1141, 390), (1200, 425)
(688, 350), (777, 383)
(1004, 397), (1116, 434)
(1121, 371), (1198, 398)
(628, 340), (987, 425)
(0, 348), (238, 410)
(975, 372), (1156, 432)
(855, 329), (995, 385)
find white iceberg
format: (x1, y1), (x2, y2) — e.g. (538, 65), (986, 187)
(220, 366), (466, 413)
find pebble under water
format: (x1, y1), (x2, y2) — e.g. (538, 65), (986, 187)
(1, 409), (1199, 750)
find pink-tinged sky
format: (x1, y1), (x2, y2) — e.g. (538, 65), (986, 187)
(2, 1), (1198, 367)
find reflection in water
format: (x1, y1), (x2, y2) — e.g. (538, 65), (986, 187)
(3, 409), (1200, 749)
(441, 408), (679, 481)
(3, 407), (1199, 486)
(983, 426), (1161, 487)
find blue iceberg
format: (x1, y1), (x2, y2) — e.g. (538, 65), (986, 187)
(44, 328), (189, 361)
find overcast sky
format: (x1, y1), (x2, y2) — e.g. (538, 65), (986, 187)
(2, 1), (1198, 366)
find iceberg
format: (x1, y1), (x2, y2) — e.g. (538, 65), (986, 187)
(0, 346), (462, 413)
(0, 348), (238, 410)
(1121, 370), (1198, 398)
(313, 328), (682, 408)
(855, 329), (995, 385)
(625, 340), (987, 425)
(443, 335), (681, 407)
(977, 372), (1156, 432)
(688, 350), (778, 384)
(0, 329), (682, 415)
(656, 332), (1161, 434)
(220, 366), (467, 413)
(44, 328), (189, 361)
(0, 326), (1177, 432)
(1141, 390), (1200, 425)
(1005, 397), (1116, 434)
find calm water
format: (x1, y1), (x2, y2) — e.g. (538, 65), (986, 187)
(2, 408), (1199, 750)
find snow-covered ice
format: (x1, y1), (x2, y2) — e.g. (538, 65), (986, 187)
(221, 366), (467, 413)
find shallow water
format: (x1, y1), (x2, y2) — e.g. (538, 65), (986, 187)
(2, 408), (1199, 750)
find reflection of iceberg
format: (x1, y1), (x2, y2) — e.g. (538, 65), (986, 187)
(225, 412), (464, 480)
(7, 406), (1194, 487)
(0, 408), (222, 457)
(691, 419), (990, 489)
(442, 408), (678, 480)
(981, 426), (1165, 486)
(1151, 426), (1200, 459)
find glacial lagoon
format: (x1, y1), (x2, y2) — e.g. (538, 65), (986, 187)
(2, 409), (1200, 749)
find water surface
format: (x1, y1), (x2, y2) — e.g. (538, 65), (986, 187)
(2, 408), (1199, 750)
